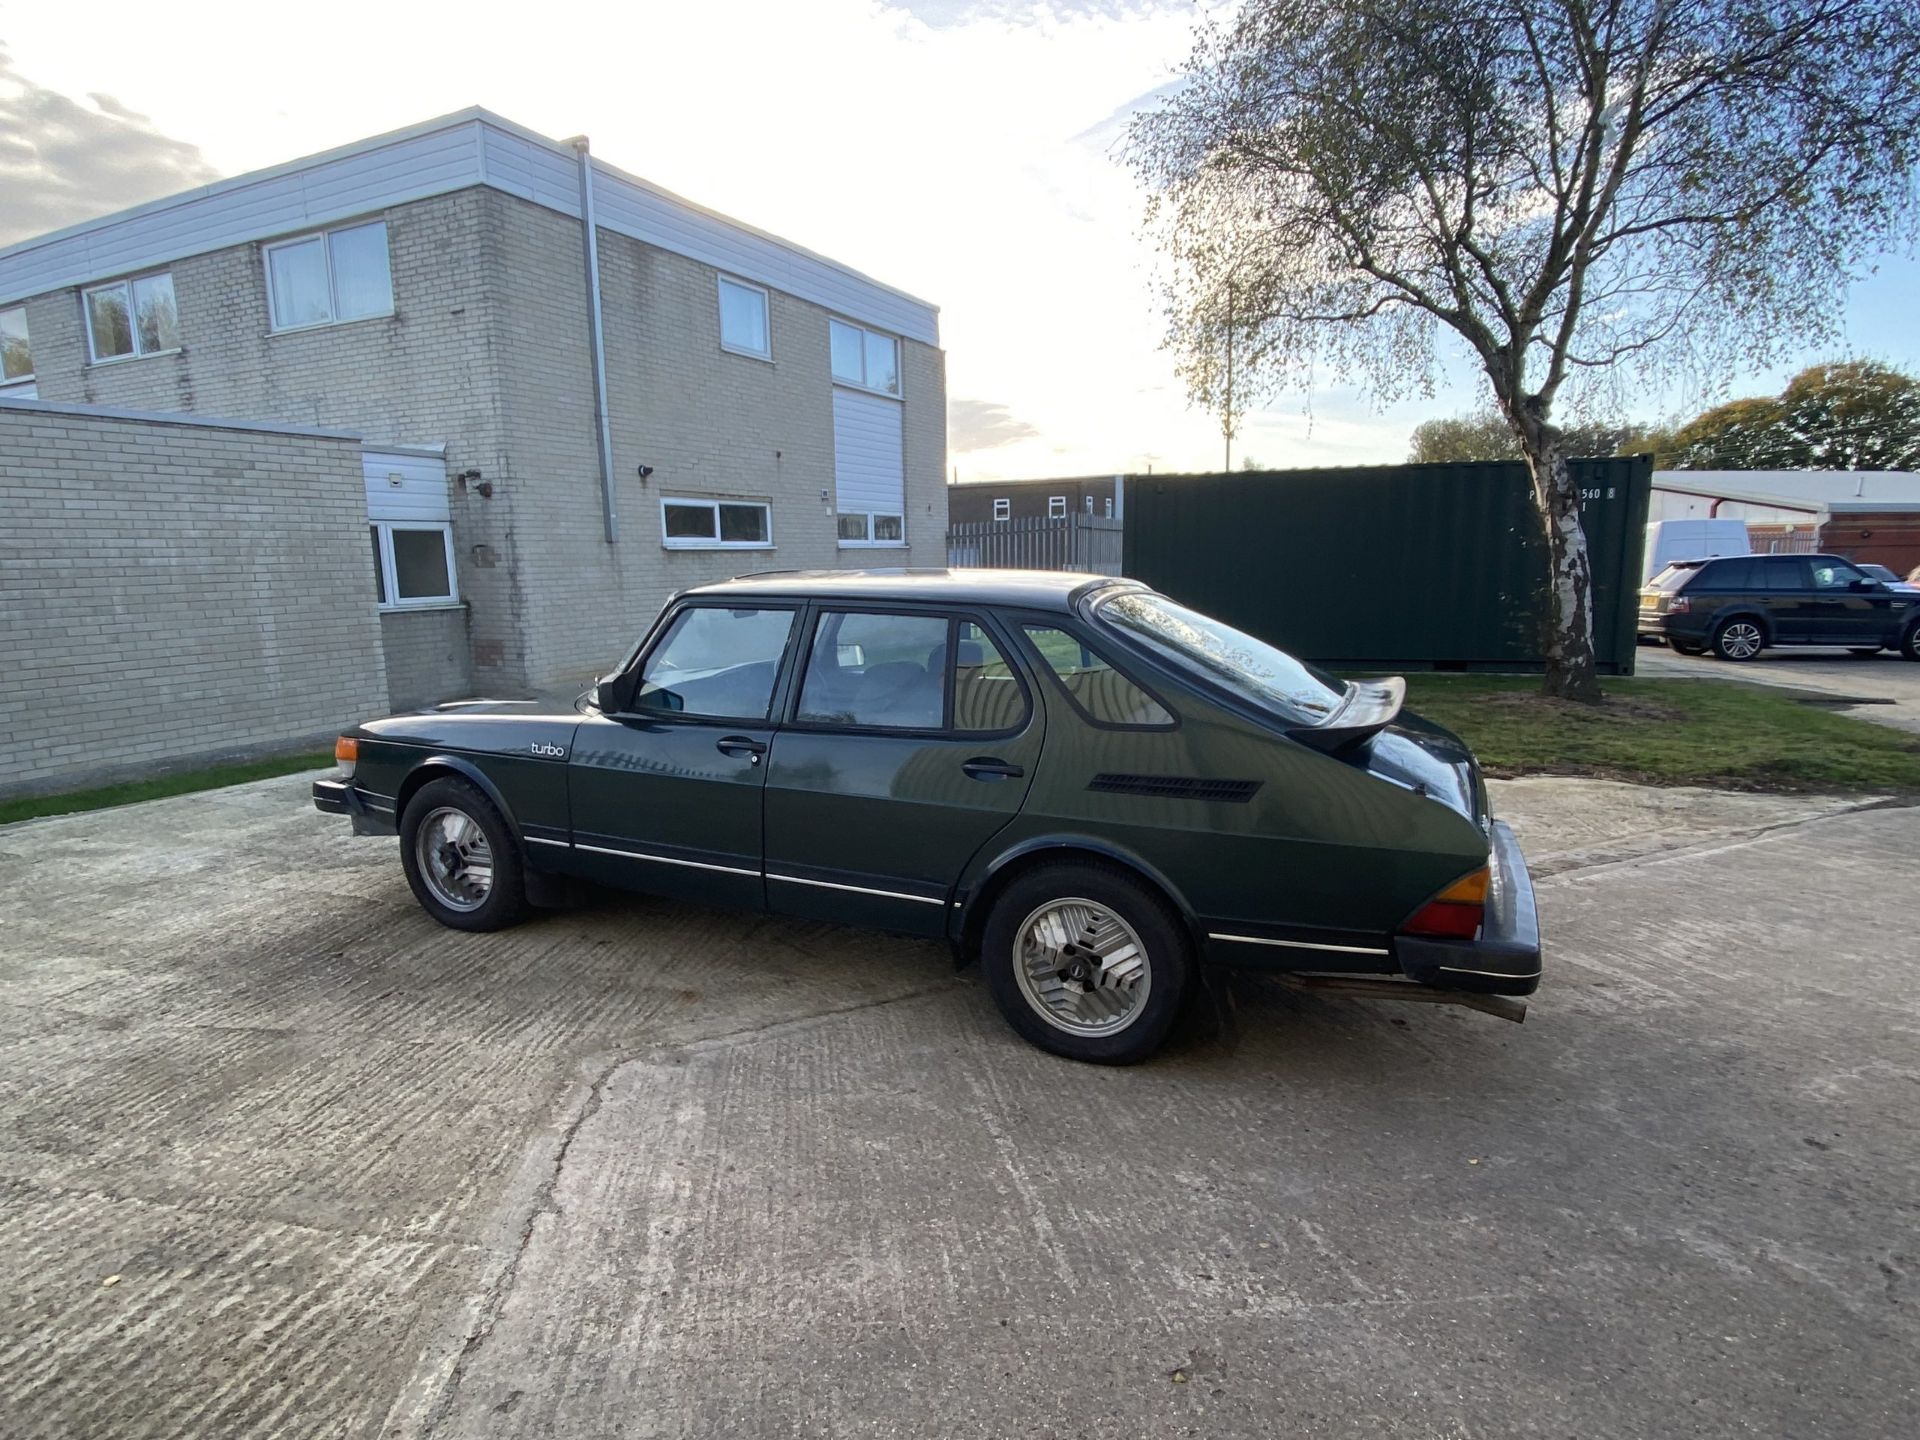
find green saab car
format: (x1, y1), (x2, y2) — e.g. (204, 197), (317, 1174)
(314, 570), (1540, 1063)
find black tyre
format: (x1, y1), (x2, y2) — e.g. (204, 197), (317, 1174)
(398, 776), (532, 932)
(981, 861), (1194, 1064)
(1850, 647), (1884, 658)
(1672, 640), (1708, 657)
(1711, 617), (1765, 662)
(1902, 624), (1920, 662)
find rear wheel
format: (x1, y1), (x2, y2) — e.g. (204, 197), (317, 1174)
(1712, 618), (1764, 662)
(1672, 639), (1707, 657)
(399, 777), (531, 931)
(981, 861), (1193, 1064)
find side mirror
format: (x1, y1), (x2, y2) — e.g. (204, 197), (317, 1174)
(1850, 578), (1876, 591)
(594, 673), (631, 713)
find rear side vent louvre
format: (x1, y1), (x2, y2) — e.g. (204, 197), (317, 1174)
(1087, 774), (1262, 804)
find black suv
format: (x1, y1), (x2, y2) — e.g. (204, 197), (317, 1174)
(1639, 553), (1920, 662)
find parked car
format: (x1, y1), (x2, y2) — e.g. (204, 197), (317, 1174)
(1638, 553), (1920, 661)
(1858, 563), (1920, 596)
(315, 570), (1540, 1064)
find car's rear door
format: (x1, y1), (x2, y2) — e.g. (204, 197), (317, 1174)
(567, 602), (800, 909)
(1759, 556), (1815, 641)
(761, 606), (1041, 936)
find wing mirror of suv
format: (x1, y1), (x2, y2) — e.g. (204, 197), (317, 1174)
(1850, 579), (1878, 591)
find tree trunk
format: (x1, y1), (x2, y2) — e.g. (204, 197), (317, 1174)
(1520, 436), (1602, 702)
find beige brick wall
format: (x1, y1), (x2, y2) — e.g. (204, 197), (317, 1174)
(15, 186), (949, 696)
(379, 607), (474, 710)
(0, 403), (390, 798)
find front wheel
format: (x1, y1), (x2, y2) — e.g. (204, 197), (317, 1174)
(399, 776), (531, 931)
(1712, 618), (1765, 662)
(1901, 625), (1920, 662)
(981, 862), (1194, 1064)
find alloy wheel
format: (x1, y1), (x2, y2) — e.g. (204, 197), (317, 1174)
(1012, 897), (1152, 1036)
(1719, 622), (1762, 660)
(414, 807), (494, 911)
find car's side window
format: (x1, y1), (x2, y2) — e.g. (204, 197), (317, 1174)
(1701, 558), (1757, 590)
(1022, 625), (1174, 728)
(1762, 556), (1809, 588)
(797, 611), (950, 730)
(636, 606), (796, 719)
(1810, 560), (1865, 590)
(952, 622), (1028, 734)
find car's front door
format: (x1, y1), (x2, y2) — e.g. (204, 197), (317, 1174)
(762, 608), (1042, 936)
(1805, 557), (1895, 645)
(567, 602), (800, 909)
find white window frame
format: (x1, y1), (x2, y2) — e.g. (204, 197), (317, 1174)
(716, 276), (772, 361)
(660, 496), (775, 550)
(836, 511), (907, 548)
(0, 305), (31, 387)
(1049, 496), (1068, 519)
(371, 522), (458, 610)
(828, 318), (902, 398)
(82, 272), (179, 364)
(992, 498), (1010, 522)
(264, 220), (394, 333)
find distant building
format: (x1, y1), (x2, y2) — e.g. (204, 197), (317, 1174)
(1651, 470), (1920, 572)
(948, 475), (1123, 526)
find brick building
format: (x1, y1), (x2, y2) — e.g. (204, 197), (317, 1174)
(0, 109), (947, 704)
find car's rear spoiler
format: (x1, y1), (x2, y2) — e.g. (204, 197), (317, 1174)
(1289, 676), (1406, 754)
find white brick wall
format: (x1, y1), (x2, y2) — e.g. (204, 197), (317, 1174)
(0, 403), (390, 798)
(15, 185), (950, 697)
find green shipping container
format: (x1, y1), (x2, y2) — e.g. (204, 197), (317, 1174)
(1121, 456), (1652, 674)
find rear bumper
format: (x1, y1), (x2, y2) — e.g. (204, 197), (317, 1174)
(1395, 820), (1542, 996)
(312, 778), (397, 837)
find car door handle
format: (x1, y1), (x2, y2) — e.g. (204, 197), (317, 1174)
(962, 757), (1024, 781)
(716, 736), (767, 764)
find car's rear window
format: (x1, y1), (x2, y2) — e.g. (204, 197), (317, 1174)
(1092, 590), (1347, 726)
(1647, 563), (1702, 591)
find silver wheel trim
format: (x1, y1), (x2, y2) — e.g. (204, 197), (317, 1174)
(1011, 897), (1152, 1037)
(1721, 623), (1762, 659)
(414, 806), (494, 911)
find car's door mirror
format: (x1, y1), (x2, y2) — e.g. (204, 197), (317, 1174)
(594, 673), (634, 714)
(1850, 578), (1877, 592)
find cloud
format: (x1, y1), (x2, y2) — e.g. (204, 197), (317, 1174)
(950, 399), (1043, 452)
(0, 47), (219, 247)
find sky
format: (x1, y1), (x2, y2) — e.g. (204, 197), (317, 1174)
(2, 0), (1916, 481)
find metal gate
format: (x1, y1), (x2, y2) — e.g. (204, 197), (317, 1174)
(947, 515), (1123, 575)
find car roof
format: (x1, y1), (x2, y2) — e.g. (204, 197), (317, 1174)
(679, 567), (1144, 610)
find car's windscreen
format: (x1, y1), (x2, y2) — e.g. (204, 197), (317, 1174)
(1647, 564), (1701, 591)
(1093, 591), (1347, 726)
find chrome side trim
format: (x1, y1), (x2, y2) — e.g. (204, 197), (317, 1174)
(575, 842), (758, 878)
(767, 873), (944, 906)
(524, 835), (571, 849)
(1208, 932), (1390, 957)
(361, 799), (395, 814)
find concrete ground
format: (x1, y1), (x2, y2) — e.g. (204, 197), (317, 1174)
(1, 772), (1916, 1439)
(1637, 643), (1920, 733)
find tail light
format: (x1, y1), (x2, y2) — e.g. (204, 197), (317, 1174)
(1667, 594), (1690, 613)
(1401, 866), (1489, 941)
(334, 735), (358, 777)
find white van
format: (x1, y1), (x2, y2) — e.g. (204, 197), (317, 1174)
(1641, 519), (1753, 582)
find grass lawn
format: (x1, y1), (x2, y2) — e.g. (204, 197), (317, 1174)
(1394, 674), (1920, 793)
(0, 751), (334, 827)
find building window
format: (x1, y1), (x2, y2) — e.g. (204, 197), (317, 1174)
(992, 498), (1010, 522)
(265, 221), (393, 331)
(1049, 496), (1067, 519)
(1, 306), (31, 386)
(837, 512), (905, 546)
(84, 273), (179, 362)
(828, 318), (900, 396)
(370, 523), (457, 608)
(717, 276), (771, 359)
(661, 497), (774, 548)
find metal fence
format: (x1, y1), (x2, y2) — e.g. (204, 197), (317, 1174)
(947, 515), (1124, 575)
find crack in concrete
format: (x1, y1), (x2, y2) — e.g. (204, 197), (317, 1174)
(406, 981), (954, 1435)
(414, 1051), (622, 1440)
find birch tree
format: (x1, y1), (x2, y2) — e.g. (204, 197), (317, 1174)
(1131, 0), (1920, 699)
